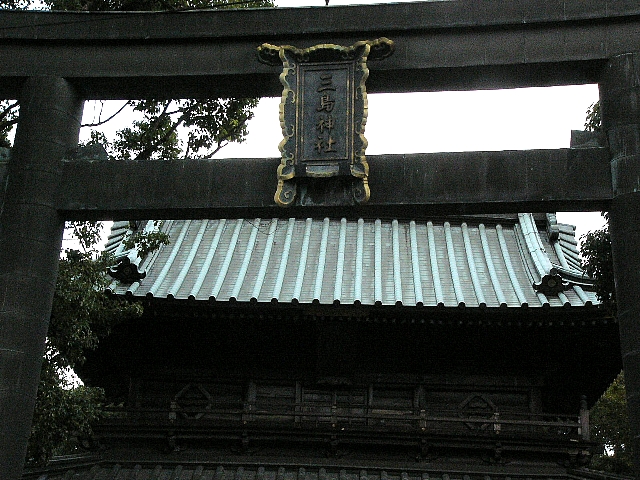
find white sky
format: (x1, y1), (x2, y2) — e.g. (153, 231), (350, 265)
(75, 0), (608, 249)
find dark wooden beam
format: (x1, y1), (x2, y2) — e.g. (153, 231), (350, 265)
(0, 1), (639, 99)
(59, 147), (612, 220)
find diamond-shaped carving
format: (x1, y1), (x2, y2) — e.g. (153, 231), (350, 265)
(173, 384), (212, 420)
(458, 394), (497, 430)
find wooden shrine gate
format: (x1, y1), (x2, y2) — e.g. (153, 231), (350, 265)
(1, 1), (640, 478)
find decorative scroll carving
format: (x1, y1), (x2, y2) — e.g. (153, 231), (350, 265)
(107, 254), (146, 283)
(258, 38), (394, 207)
(533, 272), (570, 296)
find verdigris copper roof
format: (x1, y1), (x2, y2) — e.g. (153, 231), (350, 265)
(106, 214), (596, 308)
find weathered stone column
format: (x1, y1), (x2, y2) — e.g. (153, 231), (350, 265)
(0, 77), (83, 480)
(602, 52), (640, 478)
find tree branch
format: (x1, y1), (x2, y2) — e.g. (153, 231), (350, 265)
(0, 100), (19, 121)
(134, 108), (187, 161)
(82, 101), (131, 127)
(148, 101), (172, 131)
(0, 117), (20, 131)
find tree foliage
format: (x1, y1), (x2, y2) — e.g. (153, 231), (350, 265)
(0, 0), (270, 160)
(44, 0), (271, 162)
(28, 226), (144, 465)
(29, 368), (105, 465)
(122, 220), (170, 257)
(0, 100), (19, 148)
(0, 0), (32, 8)
(108, 98), (259, 161)
(590, 372), (633, 474)
(580, 101), (615, 312)
(46, 0), (268, 10)
(581, 221), (615, 314)
(584, 101), (602, 134)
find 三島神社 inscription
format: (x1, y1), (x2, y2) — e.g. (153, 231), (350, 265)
(258, 39), (394, 206)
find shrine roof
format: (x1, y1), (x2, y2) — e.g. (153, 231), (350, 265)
(105, 213), (597, 309)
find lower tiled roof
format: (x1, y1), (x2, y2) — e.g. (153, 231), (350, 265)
(22, 459), (628, 480)
(106, 214), (596, 309)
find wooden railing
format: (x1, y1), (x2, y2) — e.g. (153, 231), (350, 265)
(101, 400), (586, 442)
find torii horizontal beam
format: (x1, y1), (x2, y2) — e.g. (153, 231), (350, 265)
(0, 1), (639, 99)
(58, 148), (612, 220)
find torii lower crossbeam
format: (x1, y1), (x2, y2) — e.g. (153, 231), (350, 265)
(57, 148), (612, 220)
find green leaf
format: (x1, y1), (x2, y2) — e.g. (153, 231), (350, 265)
(590, 372), (633, 474)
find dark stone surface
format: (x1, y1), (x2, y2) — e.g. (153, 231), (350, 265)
(3, 1), (636, 42)
(58, 148), (612, 220)
(601, 51), (640, 478)
(0, 1), (638, 98)
(570, 130), (606, 149)
(0, 77), (83, 480)
(609, 195), (640, 477)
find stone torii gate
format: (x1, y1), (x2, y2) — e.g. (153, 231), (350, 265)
(1, 2), (640, 479)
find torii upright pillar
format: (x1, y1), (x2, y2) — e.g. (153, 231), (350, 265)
(0, 77), (83, 480)
(603, 53), (640, 478)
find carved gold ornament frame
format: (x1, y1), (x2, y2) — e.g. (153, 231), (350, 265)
(258, 38), (394, 207)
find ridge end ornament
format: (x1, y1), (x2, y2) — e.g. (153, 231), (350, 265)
(258, 38), (394, 207)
